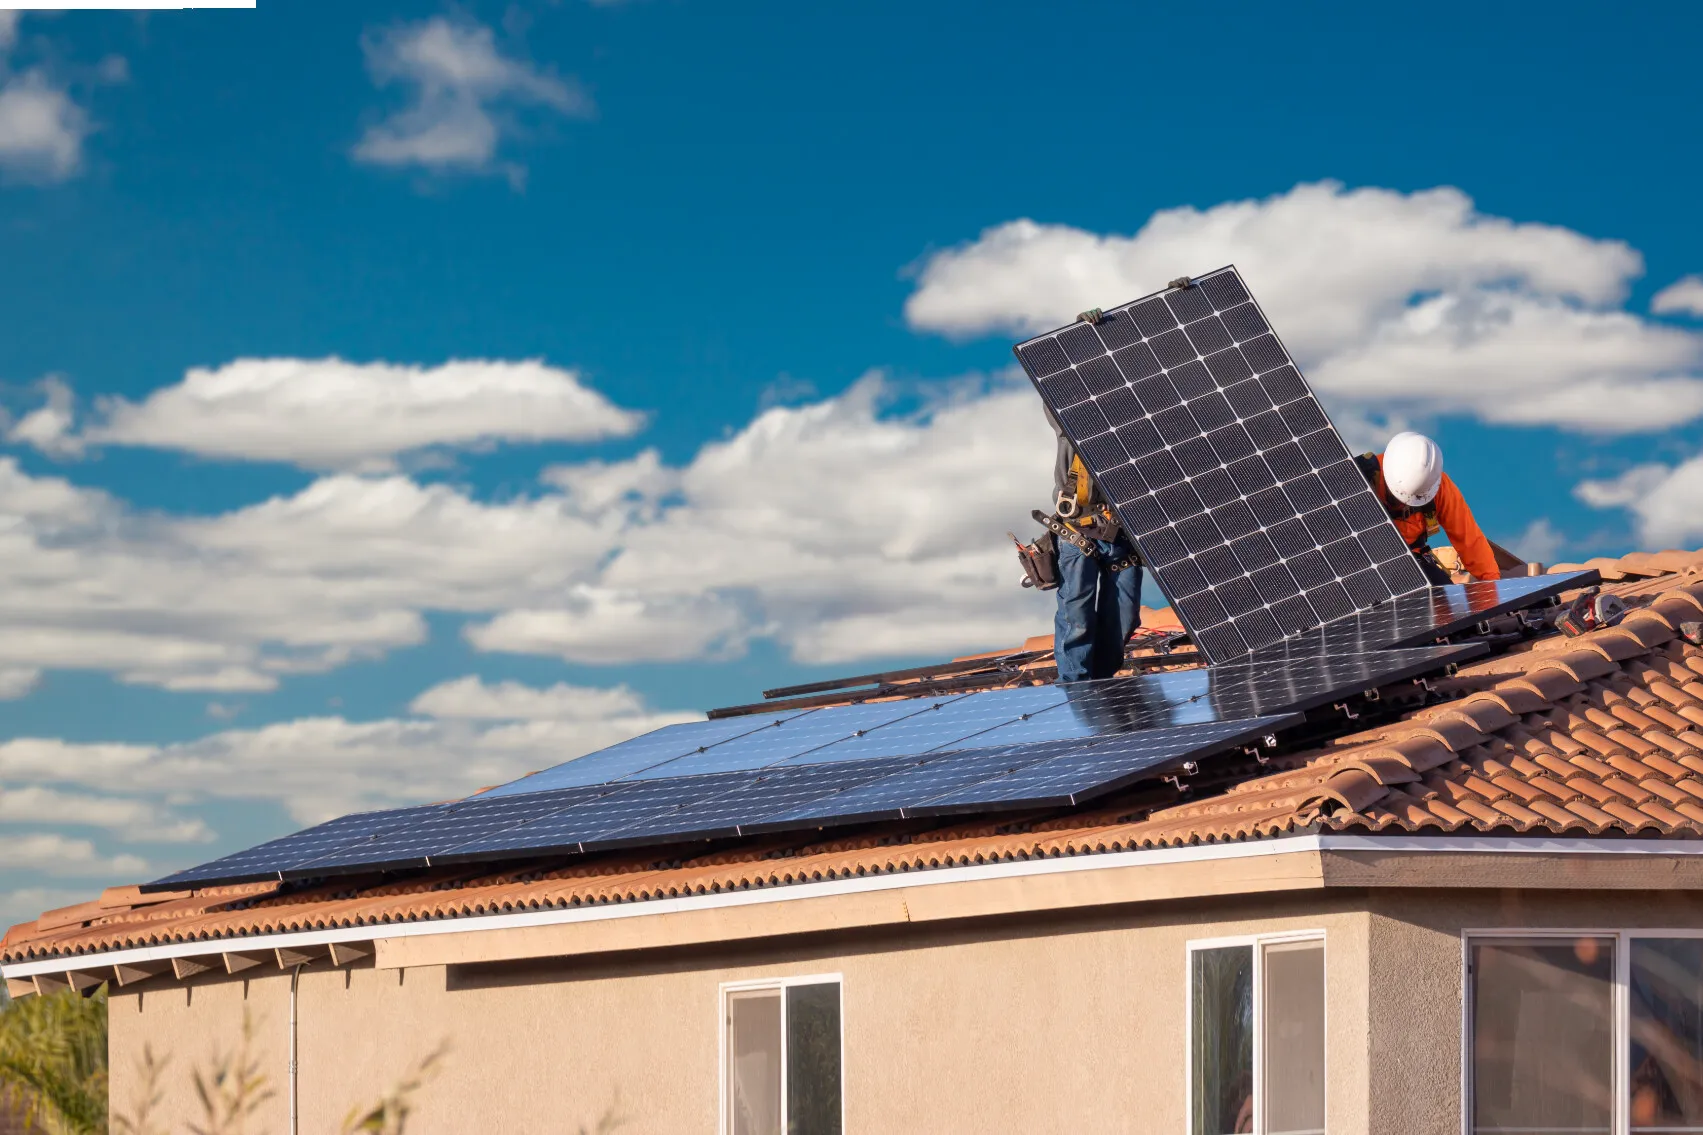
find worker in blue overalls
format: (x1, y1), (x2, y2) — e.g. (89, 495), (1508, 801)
(1047, 409), (1144, 683)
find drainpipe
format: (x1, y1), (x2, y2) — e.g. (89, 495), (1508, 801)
(289, 964), (303, 1135)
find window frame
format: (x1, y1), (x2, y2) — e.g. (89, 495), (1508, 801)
(718, 973), (845, 1135)
(1185, 929), (1329, 1135)
(1460, 928), (1703, 1135)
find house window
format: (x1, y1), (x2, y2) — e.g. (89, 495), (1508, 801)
(1466, 933), (1703, 1134)
(1189, 934), (1326, 1135)
(723, 976), (842, 1135)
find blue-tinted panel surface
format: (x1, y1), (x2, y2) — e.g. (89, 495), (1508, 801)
(776, 684), (1072, 765)
(917, 715), (1297, 813)
(145, 806), (438, 890)
(283, 785), (614, 878)
(586, 758), (917, 849)
(479, 710), (811, 796)
(437, 772), (757, 861)
(1306, 571), (1597, 653)
(625, 698), (962, 780)
(744, 741), (1095, 831)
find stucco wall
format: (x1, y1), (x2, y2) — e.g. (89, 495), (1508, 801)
(107, 885), (1703, 1134)
(109, 891), (1372, 1135)
(1364, 888), (1703, 1135)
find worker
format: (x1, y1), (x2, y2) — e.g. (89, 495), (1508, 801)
(1357, 431), (1500, 585)
(1046, 408), (1143, 682)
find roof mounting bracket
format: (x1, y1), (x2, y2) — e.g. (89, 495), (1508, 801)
(1333, 702), (1360, 721)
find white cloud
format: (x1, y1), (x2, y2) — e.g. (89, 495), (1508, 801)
(6, 376), (78, 458)
(47, 357), (640, 471)
(0, 887), (88, 929)
(0, 458), (616, 690)
(0, 69), (87, 183)
(352, 16), (591, 185)
(0, 668), (39, 700)
(0, 13), (19, 53)
(1507, 517), (1566, 566)
(409, 674), (675, 723)
(472, 372), (1058, 666)
(0, 364), (1062, 690)
(904, 181), (1703, 434)
(1654, 276), (1703, 318)
(0, 786), (210, 843)
(1577, 460), (1703, 548)
(0, 833), (145, 877)
(0, 679), (689, 826)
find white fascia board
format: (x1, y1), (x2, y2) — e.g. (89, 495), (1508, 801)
(6, 833), (1702, 979)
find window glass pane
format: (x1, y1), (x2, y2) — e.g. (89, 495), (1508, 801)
(1471, 938), (1614, 1135)
(1263, 941), (1325, 1135)
(1193, 945), (1254, 1135)
(1631, 937), (1703, 1131)
(786, 982), (843, 1135)
(728, 989), (783, 1135)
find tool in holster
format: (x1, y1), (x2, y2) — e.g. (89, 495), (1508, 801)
(1011, 530), (1060, 591)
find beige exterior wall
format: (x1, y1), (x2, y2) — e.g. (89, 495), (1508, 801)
(103, 882), (1703, 1135)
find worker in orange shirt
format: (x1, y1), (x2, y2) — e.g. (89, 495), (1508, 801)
(1356, 432), (1500, 585)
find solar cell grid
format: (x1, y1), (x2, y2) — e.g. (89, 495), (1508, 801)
(620, 697), (960, 780)
(145, 806), (438, 889)
(1015, 265), (1430, 663)
(915, 714), (1298, 814)
(475, 707), (814, 796)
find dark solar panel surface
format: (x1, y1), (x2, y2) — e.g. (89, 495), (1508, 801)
(145, 805), (439, 890)
(1014, 265), (1430, 664)
(624, 696), (965, 779)
(914, 715), (1298, 813)
(150, 635), (1489, 888)
(282, 785), (616, 879)
(1302, 571), (1596, 653)
(476, 708), (814, 796)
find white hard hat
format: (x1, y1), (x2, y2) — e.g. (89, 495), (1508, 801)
(1382, 431), (1443, 507)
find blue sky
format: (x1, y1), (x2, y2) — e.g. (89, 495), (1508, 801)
(0, 0), (1701, 918)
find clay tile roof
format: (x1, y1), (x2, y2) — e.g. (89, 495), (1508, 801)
(10, 548), (1703, 968)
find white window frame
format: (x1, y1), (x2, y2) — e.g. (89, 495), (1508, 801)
(1185, 930), (1328, 1135)
(1460, 928), (1703, 1135)
(718, 973), (845, 1135)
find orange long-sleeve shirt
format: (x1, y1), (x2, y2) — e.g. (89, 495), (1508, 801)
(1372, 454), (1500, 581)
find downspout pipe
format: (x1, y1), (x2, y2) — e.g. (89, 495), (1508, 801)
(289, 964), (303, 1135)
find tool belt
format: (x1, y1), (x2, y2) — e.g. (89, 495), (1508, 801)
(1012, 529), (1061, 590)
(1030, 510), (1140, 572)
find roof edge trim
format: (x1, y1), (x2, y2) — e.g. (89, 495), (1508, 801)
(9, 834), (1703, 979)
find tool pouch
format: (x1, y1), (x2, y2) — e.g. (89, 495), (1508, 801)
(1015, 530), (1060, 591)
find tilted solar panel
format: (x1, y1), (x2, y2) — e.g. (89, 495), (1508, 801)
(1014, 265), (1430, 664)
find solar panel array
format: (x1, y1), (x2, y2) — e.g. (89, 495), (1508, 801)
(1014, 265), (1430, 664)
(143, 259), (1603, 895)
(148, 639), (1491, 890)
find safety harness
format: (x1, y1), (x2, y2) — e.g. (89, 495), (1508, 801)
(1012, 455), (1139, 589)
(1353, 452), (1440, 552)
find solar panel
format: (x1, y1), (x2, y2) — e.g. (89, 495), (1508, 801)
(620, 696), (968, 780)
(770, 684), (1072, 765)
(1300, 571), (1597, 654)
(142, 804), (441, 891)
(281, 784), (616, 879)
(581, 758), (918, 851)
(912, 715), (1298, 815)
(743, 741), (1094, 830)
(1014, 265), (1430, 664)
(477, 708), (814, 796)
